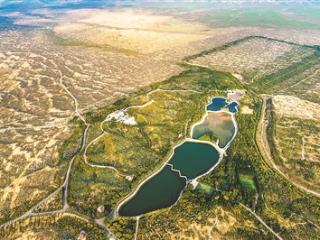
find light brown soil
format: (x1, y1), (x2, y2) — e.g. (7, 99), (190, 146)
(53, 9), (211, 54)
(273, 95), (320, 121)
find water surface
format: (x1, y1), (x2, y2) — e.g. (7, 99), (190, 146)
(192, 112), (235, 148)
(206, 97), (227, 111)
(228, 102), (238, 113)
(119, 141), (220, 216)
(118, 96), (239, 217)
(118, 165), (186, 217)
(169, 141), (219, 179)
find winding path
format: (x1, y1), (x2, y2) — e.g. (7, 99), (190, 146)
(82, 88), (205, 180)
(0, 69), (117, 239)
(82, 120), (133, 180)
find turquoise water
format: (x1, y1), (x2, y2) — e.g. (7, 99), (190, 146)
(168, 141), (219, 179)
(118, 141), (220, 217)
(118, 165), (186, 217)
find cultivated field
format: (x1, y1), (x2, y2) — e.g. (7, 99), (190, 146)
(190, 37), (296, 76)
(188, 36), (320, 97)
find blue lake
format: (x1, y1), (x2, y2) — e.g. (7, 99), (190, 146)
(207, 97), (238, 113)
(206, 97), (227, 111)
(228, 102), (239, 113)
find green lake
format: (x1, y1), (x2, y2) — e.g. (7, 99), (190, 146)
(118, 141), (220, 217)
(168, 141), (220, 179)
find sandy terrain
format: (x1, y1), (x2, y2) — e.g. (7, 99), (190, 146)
(53, 9), (211, 54)
(0, 28), (182, 223)
(273, 95), (320, 121)
(167, 207), (243, 240)
(241, 105), (254, 115)
(1, 6), (320, 238)
(66, 9), (208, 32)
(7, 230), (58, 240)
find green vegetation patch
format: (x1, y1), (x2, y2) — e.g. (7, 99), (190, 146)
(55, 215), (108, 240)
(196, 182), (215, 195)
(251, 48), (320, 93)
(62, 63), (320, 239)
(204, 8), (320, 29)
(239, 174), (256, 191)
(68, 156), (130, 218)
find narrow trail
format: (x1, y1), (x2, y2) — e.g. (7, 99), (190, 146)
(257, 96), (320, 198)
(82, 88), (203, 180)
(82, 120), (133, 180)
(95, 218), (118, 240)
(301, 136), (305, 161)
(57, 70), (117, 237)
(126, 100), (154, 110)
(58, 70), (87, 125)
(240, 203), (283, 240)
(62, 156), (75, 210)
(57, 69), (90, 210)
(134, 217), (140, 240)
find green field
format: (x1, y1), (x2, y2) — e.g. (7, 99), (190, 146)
(204, 7), (320, 29)
(196, 182), (215, 195)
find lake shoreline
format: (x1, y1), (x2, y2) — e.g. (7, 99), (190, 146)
(114, 96), (239, 217)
